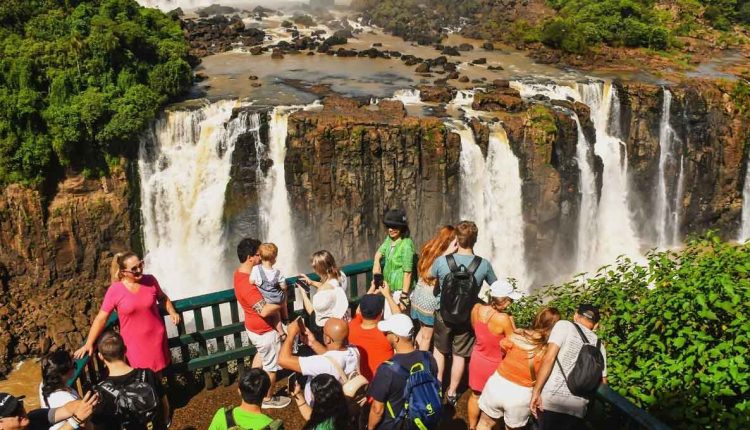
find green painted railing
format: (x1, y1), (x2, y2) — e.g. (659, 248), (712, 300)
(68, 259), (668, 429)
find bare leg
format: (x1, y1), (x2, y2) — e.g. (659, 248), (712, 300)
(264, 370), (277, 400)
(468, 391), (481, 429)
(251, 352), (262, 368)
(433, 348), (446, 387)
(417, 326), (433, 351)
(476, 412), (497, 430)
(446, 354), (465, 397)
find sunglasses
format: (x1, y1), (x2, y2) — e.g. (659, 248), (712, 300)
(122, 261), (144, 273)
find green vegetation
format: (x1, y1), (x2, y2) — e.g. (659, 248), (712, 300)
(511, 234), (750, 428)
(0, 0), (192, 186)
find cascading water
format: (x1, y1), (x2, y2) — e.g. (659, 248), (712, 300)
(258, 107), (299, 273)
(578, 83), (641, 263)
(740, 161), (750, 242)
(572, 114), (599, 271)
(454, 122), (529, 289)
(654, 89), (684, 248)
(139, 100), (246, 300)
(391, 89), (422, 105)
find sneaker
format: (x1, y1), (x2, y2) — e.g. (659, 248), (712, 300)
(445, 393), (458, 407)
(262, 395), (292, 409)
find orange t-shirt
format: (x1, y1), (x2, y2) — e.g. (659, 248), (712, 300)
(497, 334), (544, 387)
(348, 314), (393, 381)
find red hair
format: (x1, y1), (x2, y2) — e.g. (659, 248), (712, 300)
(418, 225), (457, 285)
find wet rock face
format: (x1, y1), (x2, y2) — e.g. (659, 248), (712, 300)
(283, 97), (462, 265)
(616, 80), (749, 241)
(0, 170), (136, 376)
(182, 15), (265, 58)
(472, 87), (527, 112)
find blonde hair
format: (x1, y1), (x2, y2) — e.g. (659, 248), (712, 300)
(311, 250), (340, 282)
(110, 251), (138, 282)
(259, 243), (278, 262)
(520, 307), (562, 354)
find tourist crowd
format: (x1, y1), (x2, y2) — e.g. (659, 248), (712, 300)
(0, 210), (607, 430)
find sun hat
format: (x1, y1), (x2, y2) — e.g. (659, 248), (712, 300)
(377, 313), (414, 338)
(0, 393), (23, 418)
(383, 208), (408, 229)
(312, 288), (350, 326)
(490, 280), (523, 300)
(577, 304), (601, 323)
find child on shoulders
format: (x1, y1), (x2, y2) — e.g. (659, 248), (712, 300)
(250, 243), (289, 339)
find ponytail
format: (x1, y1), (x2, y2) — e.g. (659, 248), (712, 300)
(110, 251), (137, 282)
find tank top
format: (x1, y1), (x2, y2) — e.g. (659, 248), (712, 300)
(473, 308), (506, 361)
(498, 334), (544, 387)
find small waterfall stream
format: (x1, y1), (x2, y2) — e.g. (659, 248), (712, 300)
(655, 89), (684, 248)
(572, 114), (599, 271)
(741, 162), (750, 242)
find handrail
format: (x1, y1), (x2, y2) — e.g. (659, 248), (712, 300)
(66, 258), (668, 429)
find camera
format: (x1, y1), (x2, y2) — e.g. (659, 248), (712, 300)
(374, 273), (384, 288)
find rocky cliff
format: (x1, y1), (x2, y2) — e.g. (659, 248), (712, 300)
(0, 165), (137, 376)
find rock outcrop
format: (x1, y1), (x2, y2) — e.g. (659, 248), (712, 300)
(0, 167), (137, 375)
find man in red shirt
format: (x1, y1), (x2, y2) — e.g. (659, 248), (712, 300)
(349, 294), (395, 381)
(234, 238), (290, 409)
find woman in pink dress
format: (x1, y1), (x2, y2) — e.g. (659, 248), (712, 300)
(74, 251), (181, 375)
(467, 280), (520, 430)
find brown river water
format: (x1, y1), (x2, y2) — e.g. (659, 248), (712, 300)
(0, 360), (42, 409)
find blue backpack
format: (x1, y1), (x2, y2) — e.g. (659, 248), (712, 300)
(384, 352), (442, 430)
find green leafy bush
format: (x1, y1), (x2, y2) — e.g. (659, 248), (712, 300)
(0, 0), (192, 186)
(511, 234), (750, 428)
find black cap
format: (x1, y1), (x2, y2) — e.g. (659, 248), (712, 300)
(383, 208), (408, 229)
(577, 304), (601, 323)
(0, 393), (24, 418)
(360, 294), (385, 319)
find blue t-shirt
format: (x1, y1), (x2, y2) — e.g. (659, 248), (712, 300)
(430, 254), (497, 293)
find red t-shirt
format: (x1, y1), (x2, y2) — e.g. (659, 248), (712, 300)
(234, 270), (274, 334)
(348, 314), (394, 381)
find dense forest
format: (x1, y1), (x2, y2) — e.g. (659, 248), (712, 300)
(354, 0), (750, 53)
(0, 0), (192, 187)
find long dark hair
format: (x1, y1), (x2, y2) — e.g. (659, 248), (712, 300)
(302, 374), (350, 430)
(40, 349), (75, 406)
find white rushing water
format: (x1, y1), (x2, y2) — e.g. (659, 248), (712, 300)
(258, 107), (299, 273)
(571, 114), (599, 271)
(577, 83), (641, 264)
(139, 101), (246, 299)
(391, 89), (422, 105)
(654, 89), (684, 248)
(740, 161), (750, 241)
(454, 122), (529, 290)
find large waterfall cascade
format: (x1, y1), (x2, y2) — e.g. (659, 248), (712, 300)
(511, 80), (643, 272)
(740, 160), (750, 241)
(654, 89), (685, 249)
(454, 121), (530, 290)
(140, 101), (247, 302)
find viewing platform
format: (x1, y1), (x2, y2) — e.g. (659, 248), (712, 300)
(68, 261), (670, 430)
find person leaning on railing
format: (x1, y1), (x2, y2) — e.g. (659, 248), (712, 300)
(0, 390), (99, 430)
(73, 251), (181, 379)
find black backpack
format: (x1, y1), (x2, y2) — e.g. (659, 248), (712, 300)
(556, 323), (605, 397)
(97, 369), (160, 430)
(438, 255), (482, 326)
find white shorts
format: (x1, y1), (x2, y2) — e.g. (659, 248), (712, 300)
(247, 330), (281, 372)
(478, 371), (533, 428)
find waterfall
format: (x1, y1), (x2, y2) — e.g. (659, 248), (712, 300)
(258, 108), (299, 273)
(577, 83), (641, 263)
(654, 89), (684, 248)
(139, 101), (246, 300)
(454, 122), (529, 290)
(391, 89), (422, 105)
(740, 161), (750, 242)
(572, 114), (599, 271)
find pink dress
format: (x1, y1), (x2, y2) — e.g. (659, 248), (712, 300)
(100, 275), (170, 372)
(469, 309), (506, 392)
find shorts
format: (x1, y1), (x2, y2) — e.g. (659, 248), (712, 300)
(478, 372), (533, 428)
(247, 329), (281, 372)
(432, 311), (475, 357)
(410, 281), (439, 326)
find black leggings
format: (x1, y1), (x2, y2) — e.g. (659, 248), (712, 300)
(537, 410), (584, 430)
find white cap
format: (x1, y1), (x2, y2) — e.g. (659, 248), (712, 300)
(312, 289), (350, 326)
(377, 313), (414, 338)
(490, 280), (522, 300)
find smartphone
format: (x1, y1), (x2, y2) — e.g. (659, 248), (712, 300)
(297, 317), (306, 333)
(288, 373), (298, 393)
(374, 273), (384, 288)
(295, 279), (310, 293)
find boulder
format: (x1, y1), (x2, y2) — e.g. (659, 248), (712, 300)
(472, 57), (487, 65)
(418, 85), (456, 103)
(472, 87), (526, 112)
(415, 62), (431, 73)
(458, 43), (474, 51)
(482, 42), (494, 51)
(458, 76), (470, 83)
(441, 46), (460, 56)
(271, 49), (284, 59)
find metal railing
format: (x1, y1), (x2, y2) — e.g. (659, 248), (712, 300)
(68, 259), (669, 429)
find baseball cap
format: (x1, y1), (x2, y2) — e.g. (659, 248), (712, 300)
(577, 304), (601, 323)
(359, 294), (385, 319)
(377, 314), (414, 338)
(0, 393), (24, 418)
(490, 280), (523, 300)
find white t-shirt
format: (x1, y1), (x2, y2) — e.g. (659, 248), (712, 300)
(542, 320), (608, 418)
(250, 265), (286, 286)
(325, 272), (349, 292)
(38, 384), (80, 430)
(299, 346), (361, 404)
